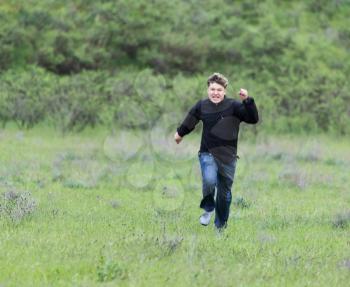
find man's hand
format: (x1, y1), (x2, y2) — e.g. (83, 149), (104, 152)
(174, 132), (183, 144)
(239, 88), (249, 101)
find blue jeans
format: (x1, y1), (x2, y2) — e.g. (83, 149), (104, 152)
(198, 152), (237, 228)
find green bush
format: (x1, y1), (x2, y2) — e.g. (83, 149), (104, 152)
(0, 0), (349, 134)
(45, 71), (106, 133)
(0, 66), (52, 128)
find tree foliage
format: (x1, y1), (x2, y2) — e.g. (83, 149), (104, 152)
(0, 0), (349, 134)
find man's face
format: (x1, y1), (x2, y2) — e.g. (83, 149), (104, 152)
(207, 82), (226, 104)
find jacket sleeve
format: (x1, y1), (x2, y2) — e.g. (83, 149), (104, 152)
(236, 97), (259, 124)
(177, 100), (201, 137)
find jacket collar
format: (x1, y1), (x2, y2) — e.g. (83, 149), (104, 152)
(209, 95), (227, 107)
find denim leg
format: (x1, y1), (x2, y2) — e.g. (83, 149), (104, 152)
(214, 159), (237, 228)
(198, 153), (218, 212)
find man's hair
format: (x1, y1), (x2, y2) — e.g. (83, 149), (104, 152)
(207, 73), (228, 88)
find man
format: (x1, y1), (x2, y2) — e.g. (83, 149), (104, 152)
(174, 73), (259, 230)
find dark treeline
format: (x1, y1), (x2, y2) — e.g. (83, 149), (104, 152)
(0, 0), (349, 134)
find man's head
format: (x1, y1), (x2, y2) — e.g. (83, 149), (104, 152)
(207, 73), (228, 104)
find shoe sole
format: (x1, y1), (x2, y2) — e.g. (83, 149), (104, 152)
(199, 212), (213, 226)
(199, 217), (211, 226)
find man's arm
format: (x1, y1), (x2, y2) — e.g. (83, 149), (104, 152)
(174, 100), (201, 144)
(236, 88), (259, 124)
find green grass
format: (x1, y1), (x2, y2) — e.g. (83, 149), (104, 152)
(0, 127), (349, 286)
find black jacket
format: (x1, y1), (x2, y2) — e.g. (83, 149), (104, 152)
(177, 96), (259, 163)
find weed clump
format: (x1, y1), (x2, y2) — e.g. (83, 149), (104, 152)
(233, 196), (251, 209)
(109, 200), (120, 209)
(97, 254), (128, 283)
(0, 190), (36, 223)
(332, 212), (350, 229)
(279, 168), (307, 189)
(339, 259), (350, 270)
(52, 152), (106, 189)
(155, 235), (183, 256)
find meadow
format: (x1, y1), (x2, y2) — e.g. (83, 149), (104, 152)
(0, 126), (349, 286)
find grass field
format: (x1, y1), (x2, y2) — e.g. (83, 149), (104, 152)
(0, 126), (349, 286)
